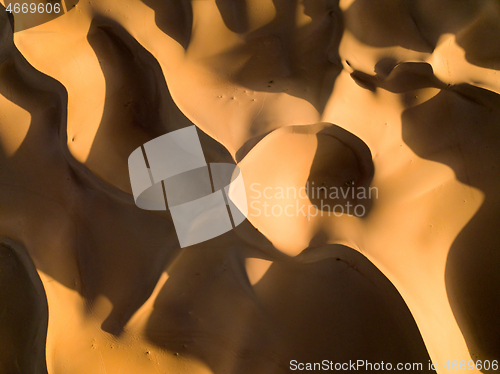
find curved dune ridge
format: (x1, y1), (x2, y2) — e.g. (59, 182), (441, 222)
(0, 0), (499, 373)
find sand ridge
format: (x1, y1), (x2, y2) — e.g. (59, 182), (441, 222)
(1, 0), (499, 373)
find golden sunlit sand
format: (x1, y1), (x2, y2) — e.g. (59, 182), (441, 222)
(0, 0), (499, 373)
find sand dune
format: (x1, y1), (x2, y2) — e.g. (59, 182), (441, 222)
(0, 0), (499, 373)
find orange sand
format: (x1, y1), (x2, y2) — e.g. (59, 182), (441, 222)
(1, 0), (499, 373)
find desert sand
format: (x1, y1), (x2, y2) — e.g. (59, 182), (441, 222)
(0, 0), (499, 373)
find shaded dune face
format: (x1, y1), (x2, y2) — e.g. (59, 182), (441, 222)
(143, 243), (435, 374)
(214, 0), (344, 114)
(307, 123), (374, 210)
(85, 18), (171, 192)
(239, 123), (374, 254)
(81, 16), (235, 193)
(139, 0), (192, 49)
(0, 0), (499, 373)
(350, 52), (500, 364)
(402, 81), (500, 364)
(344, 0), (500, 69)
(0, 240), (48, 374)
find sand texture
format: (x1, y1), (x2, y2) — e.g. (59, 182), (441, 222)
(0, 0), (499, 373)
